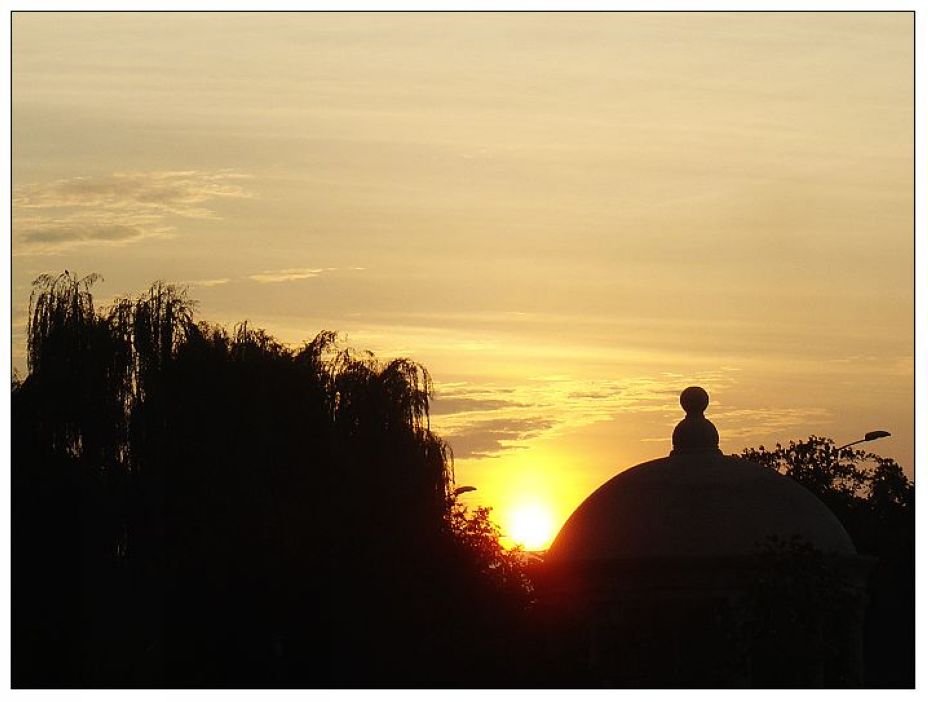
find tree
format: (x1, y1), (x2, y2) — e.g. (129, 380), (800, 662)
(12, 272), (532, 687)
(741, 436), (914, 687)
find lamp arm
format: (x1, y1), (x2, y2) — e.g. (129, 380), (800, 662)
(835, 438), (866, 452)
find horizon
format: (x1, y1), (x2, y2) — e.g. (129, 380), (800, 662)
(12, 11), (914, 549)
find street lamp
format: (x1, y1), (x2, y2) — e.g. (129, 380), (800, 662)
(448, 485), (477, 509)
(836, 430), (891, 452)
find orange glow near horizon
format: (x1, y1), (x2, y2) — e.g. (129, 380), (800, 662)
(11, 12), (914, 532)
(453, 443), (597, 552)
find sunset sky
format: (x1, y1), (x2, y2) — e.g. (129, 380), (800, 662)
(12, 12), (913, 548)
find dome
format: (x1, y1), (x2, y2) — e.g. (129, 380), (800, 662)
(547, 387), (855, 562)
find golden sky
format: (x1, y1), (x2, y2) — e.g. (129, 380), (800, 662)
(12, 12), (914, 548)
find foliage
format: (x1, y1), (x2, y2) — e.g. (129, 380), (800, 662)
(13, 271), (531, 687)
(741, 436), (914, 687)
(448, 503), (534, 601)
(746, 535), (864, 687)
(741, 435), (912, 524)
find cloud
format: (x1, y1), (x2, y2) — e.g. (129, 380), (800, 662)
(13, 170), (251, 254)
(246, 266), (367, 284)
(430, 370), (741, 460)
(173, 267), (363, 290)
(185, 277), (231, 288)
(248, 267), (328, 284)
(710, 407), (833, 440)
(18, 222), (152, 246)
(14, 170), (251, 217)
(566, 390), (615, 400)
(441, 417), (555, 459)
(429, 396), (524, 415)
(638, 406), (833, 445)
(433, 371), (833, 460)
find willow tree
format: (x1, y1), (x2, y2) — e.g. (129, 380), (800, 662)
(25, 272), (131, 467)
(13, 271), (531, 688)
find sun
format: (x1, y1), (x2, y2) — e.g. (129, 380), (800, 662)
(507, 503), (555, 551)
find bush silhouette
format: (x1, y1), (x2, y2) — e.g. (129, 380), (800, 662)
(741, 437), (914, 687)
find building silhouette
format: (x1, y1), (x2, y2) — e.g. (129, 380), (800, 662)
(538, 387), (872, 687)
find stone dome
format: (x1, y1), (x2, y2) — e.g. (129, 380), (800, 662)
(547, 387), (855, 562)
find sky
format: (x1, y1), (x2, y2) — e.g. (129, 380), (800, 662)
(12, 11), (914, 548)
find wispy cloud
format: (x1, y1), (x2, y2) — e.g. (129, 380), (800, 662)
(442, 417), (555, 459)
(430, 375), (684, 459)
(430, 396), (526, 415)
(177, 267), (365, 289)
(184, 277), (232, 288)
(14, 170), (251, 216)
(248, 267), (330, 284)
(14, 208), (172, 252)
(638, 406), (833, 444)
(18, 221), (153, 246)
(13, 170), (251, 254)
(711, 407), (833, 440)
(429, 369), (829, 460)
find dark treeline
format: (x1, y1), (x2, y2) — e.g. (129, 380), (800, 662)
(742, 438), (914, 687)
(12, 272), (533, 687)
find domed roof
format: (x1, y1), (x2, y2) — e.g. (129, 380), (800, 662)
(547, 388), (855, 562)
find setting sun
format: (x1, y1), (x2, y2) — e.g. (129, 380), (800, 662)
(507, 503), (556, 551)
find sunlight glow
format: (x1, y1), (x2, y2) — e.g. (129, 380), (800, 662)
(507, 503), (555, 551)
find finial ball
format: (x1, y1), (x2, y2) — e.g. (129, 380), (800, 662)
(680, 386), (709, 415)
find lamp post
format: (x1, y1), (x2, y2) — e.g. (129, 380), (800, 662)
(449, 485), (476, 507)
(836, 430), (891, 452)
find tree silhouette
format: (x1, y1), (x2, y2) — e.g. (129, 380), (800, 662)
(741, 437), (914, 687)
(13, 272), (532, 687)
